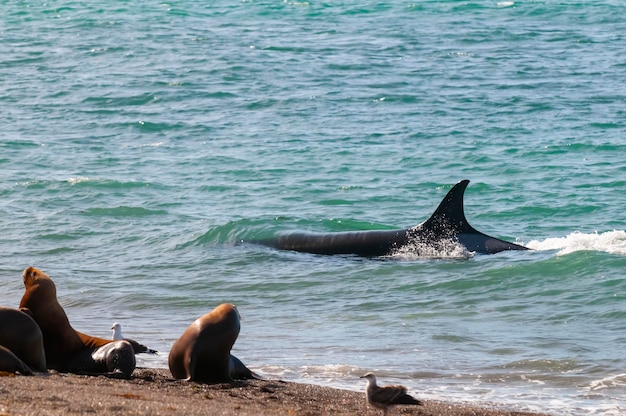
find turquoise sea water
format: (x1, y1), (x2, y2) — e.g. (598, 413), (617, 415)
(1, 1), (626, 414)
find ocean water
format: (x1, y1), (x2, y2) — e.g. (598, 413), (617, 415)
(1, 1), (626, 414)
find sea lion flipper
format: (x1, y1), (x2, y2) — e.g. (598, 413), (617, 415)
(127, 339), (158, 355)
(229, 354), (262, 380)
(0, 345), (34, 376)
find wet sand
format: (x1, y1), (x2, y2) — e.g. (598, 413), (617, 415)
(0, 368), (551, 416)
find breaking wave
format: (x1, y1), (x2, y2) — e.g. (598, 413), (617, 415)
(526, 230), (626, 256)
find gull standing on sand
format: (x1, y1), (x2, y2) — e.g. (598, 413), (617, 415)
(111, 322), (158, 354)
(360, 373), (422, 416)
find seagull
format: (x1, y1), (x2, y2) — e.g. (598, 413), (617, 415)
(111, 322), (124, 340)
(360, 373), (422, 416)
(111, 322), (158, 355)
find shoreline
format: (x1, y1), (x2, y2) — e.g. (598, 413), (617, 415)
(0, 367), (551, 416)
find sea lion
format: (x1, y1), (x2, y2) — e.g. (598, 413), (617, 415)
(168, 303), (258, 383)
(0, 345), (33, 375)
(0, 306), (46, 373)
(18, 266), (136, 378)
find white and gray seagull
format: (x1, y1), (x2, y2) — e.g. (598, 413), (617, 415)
(360, 373), (422, 416)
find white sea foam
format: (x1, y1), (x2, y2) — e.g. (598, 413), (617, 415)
(526, 230), (626, 256)
(256, 364), (364, 390)
(497, 1), (515, 7)
(67, 176), (91, 185)
(586, 373), (626, 391)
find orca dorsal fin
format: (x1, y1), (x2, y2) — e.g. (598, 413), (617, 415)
(420, 179), (479, 237)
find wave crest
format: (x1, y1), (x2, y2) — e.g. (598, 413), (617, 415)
(526, 230), (626, 256)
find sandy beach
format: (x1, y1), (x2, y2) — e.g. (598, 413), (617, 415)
(0, 368), (550, 416)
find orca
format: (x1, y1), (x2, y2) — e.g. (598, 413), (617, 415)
(251, 180), (528, 257)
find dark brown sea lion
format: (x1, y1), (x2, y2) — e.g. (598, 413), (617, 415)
(18, 266), (135, 378)
(168, 303), (258, 383)
(0, 306), (46, 373)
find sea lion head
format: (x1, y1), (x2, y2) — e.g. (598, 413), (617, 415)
(209, 303), (240, 327)
(193, 303), (241, 350)
(19, 267), (61, 318)
(22, 266), (57, 298)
